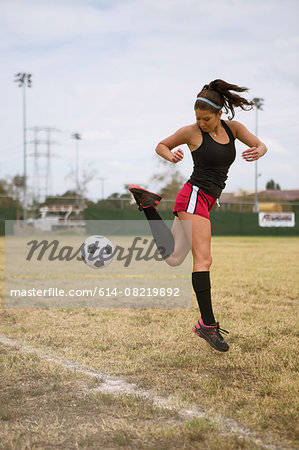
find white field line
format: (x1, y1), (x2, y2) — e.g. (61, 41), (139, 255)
(0, 335), (291, 450)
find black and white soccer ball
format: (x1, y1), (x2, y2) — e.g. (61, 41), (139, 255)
(81, 235), (114, 269)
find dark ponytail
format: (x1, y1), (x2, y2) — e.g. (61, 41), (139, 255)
(195, 79), (254, 119)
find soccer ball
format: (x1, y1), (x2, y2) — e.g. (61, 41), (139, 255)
(81, 235), (114, 269)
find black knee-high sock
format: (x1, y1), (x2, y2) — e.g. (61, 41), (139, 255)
(142, 207), (174, 259)
(192, 271), (216, 325)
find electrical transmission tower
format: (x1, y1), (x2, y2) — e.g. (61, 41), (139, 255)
(29, 127), (59, 203)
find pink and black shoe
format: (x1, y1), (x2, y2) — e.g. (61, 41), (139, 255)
(128, 184), (162, 211)
(192, 318), (229, 352)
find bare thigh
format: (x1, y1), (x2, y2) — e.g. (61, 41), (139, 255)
(177, 211), (212, 272)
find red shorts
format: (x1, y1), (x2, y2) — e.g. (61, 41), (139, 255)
(173, 183), (217, 220)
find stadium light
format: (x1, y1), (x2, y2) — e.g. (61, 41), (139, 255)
(14, 72), (32, 221)
(252, 97), (264, 213)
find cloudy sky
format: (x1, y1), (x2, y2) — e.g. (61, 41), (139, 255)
(1, 0), (299, 201)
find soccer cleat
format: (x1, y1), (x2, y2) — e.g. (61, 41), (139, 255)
(192, 318), (229, 352)
(128, 184), (162, 211)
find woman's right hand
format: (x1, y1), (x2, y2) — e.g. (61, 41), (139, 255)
(171, 148), (184, 163)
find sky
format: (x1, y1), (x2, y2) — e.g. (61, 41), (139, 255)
(1, 0), (299, 202)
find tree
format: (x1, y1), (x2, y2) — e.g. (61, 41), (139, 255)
(160, 170), (185, 199)
(66, 162), (98, 199)
(151, 155), (185, 198)
(266, 179), (281, 190)
(0, 177), (22, 208)
(90, 190), (134, 210)
(43, 190), (84, 206)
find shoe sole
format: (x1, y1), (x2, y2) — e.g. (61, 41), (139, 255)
(128, 184), (162, 200)
(128, 184), (162, 209)
(192, 326), (229, 353)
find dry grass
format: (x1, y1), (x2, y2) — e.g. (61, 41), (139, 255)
(0, 344), (262, 449)
(0, 236), (299, 448)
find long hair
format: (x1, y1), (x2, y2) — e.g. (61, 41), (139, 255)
(194, 79), (254, 119)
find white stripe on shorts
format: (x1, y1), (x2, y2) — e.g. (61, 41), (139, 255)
(186, 185), (199, 214)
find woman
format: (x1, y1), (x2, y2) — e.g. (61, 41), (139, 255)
(129, 79), (267, 352)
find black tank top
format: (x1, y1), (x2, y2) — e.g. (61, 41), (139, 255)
(187, 120), (236, 198)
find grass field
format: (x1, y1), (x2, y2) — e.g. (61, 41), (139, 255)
(0, 236), (298, 449)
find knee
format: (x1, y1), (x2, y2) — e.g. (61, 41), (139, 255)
(165, 255), (183, 267)
(203, 255), (212, 270)
(193, 254), (212, 271)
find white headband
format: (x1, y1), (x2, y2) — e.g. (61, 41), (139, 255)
(196, 97), (222, 109)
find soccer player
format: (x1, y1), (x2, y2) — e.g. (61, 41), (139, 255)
(129, 79), (267, 352)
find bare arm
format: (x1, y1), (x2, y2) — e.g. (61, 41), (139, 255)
(233, 121), (267, 162)
(155, 126), (192, 163)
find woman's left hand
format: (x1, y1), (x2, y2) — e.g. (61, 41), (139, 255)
(242, 145), (267, 162)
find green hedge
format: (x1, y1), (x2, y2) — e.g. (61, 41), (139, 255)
(2, 208), (297, 237)
(0, 208), (17, 235)
(84, 208), (174, 221)
(210, 211), (299, 236)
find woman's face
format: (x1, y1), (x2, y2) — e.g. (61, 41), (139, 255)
(195, 109), (222, 132)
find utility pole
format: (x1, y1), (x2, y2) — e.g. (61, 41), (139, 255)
(98, 177), (106, 200)
(252, 97), (264, 213)
(72, 133), (82, 205)
(14, 72), (32, 220)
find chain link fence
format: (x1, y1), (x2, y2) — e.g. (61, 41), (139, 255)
(84, 198), (299, 213)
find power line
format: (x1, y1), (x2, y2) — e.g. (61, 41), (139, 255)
(0, 143), (23, 153)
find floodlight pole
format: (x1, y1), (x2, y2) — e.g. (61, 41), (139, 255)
(252, 97), (264, 213)
(14, 72), (32, 221)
